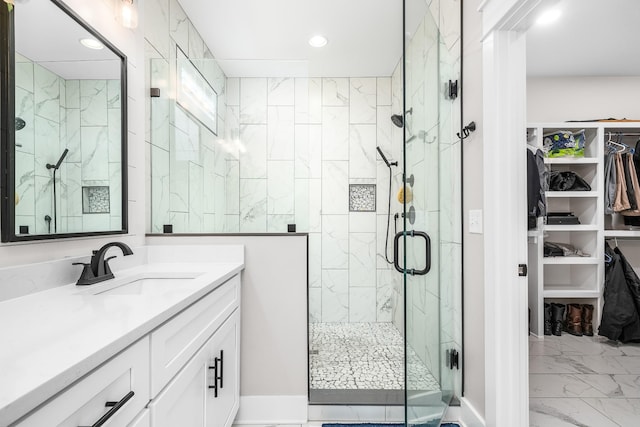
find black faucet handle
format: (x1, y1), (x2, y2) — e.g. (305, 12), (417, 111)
(73, 262), (96, 286)
(103, 255), (117, 277)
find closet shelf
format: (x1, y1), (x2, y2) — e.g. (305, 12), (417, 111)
(544, 157), (598, 165)
(543, 289), (601, 299)
(542, 257), (599, 265)
(544, 224), (599, 231)
(604, 230), (640, 238)
(545, 191), (598, 198)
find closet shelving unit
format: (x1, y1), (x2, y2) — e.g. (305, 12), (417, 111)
(529, 122), (640, 337)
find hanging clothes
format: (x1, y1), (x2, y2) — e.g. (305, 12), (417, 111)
(600, 243), (640, 342)
(623, 153), (638, 210)
(604, 148), (617, 214)
(614, 153), (631, 212)
(527, 148), (546, 228)
(622, 153), (640, 216)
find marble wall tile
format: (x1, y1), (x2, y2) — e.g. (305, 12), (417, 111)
(268, 78), (295, 106)
(144, 0), (170, 58)
(15, 87), (35, 154)
(15, 151), (35, 217)
(15, 59), (34, 92)
(309, 287), (322, 323)
(108, 162), (122, 217)
(321, 107), (349, 160)
(294, 77), (322, 124)
(239, 179), (267, 232)
(33, 116), (60, 176)
(34, 64), (60, 123)
(294, 179), (309, 231)
(151, 146), (170, 233)
(240, 78), (267, 124)
(349, 233), (376, 287)
(226, 78), (240, 107)
(321, 161), (348, 214)
(308, 179), (322, 232)
(107, 80), (120, 110)
(203, 213), (215, 231)
(267, 161), (294, 215)
(188, 22), (205, 60)
(169, 127), (190, 212)
(82, 214), (111, 232)
(108, 109), (122, 163)
(349, 78), (377, 124)
(150, 58), (170, 151)
(267, 106), (295, 160)
(376, 106), (393, 161)
(321, 269), (349, 322)
(267, 214), (295, 233)
(322, 215), (349, 269)
(239, 124), (267, 179)
(65, 80), (80, 109)
(224, 214), (240, 232)
(322, 78), (349, 106)
(34, 175), (52, 234)
(64, 163), (82, 217)
(349, 212), (376, 233)
(225, 160), (240, 214)
(376, 269), (396, 322)
(213, 174), (226, 231)
(349, 124), (377, 178)
(308, 232), (322, 288)
(169, 0), (189, 52)
(294, 124), (322, 179)
(80, 80), (108, 127)
(349, 287), (377, 322)
(188, 163), (203, 232)
(168, 212), (189, 232)
(377, 214), (394, 270)
(65, 109), (81, 163)
(377, 77), (392, 106)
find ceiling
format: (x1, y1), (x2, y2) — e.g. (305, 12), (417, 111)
(527, 0), (640, 77)
(14, 0), (120, 80)
(177, 0), (406, 78)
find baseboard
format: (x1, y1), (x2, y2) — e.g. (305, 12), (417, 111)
(234, 395), (307, 424)
(443, 405), (461, 424)
(460, 397), (486, 427)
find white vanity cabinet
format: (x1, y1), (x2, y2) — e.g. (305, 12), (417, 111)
(16, 337), (150, 427)
(7, 271), (242, 427)
(149, 309), (240, 427)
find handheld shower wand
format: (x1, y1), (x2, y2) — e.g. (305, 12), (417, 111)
(376, 146), (398, 265)
(376, 146), (398, 168)
(46, 149), (69, 233)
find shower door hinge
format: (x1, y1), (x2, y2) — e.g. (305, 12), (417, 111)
(447, 80), (458, 100)
(447, 349), (459, 370)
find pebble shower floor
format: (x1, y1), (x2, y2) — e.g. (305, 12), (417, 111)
(309, 322), (440, 391)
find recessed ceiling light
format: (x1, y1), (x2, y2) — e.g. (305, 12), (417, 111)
(79, 38), (104, 50)
(308, 35), (328, 48)
(536, 8), (561, 26)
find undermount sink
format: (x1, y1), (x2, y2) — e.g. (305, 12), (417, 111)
(77, 272), (204, 296)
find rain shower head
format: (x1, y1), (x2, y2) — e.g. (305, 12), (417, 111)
(390, 108), (413, 128)
(15, 117), (26, 131)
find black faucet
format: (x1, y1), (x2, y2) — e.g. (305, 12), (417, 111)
(74, 242), (134, 286)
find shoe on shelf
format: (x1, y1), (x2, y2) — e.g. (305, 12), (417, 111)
(544, 303), (552, 336)
(582, 304), (594, 337)
(551, 303), (565, 336)
(565, 303), (583, 336)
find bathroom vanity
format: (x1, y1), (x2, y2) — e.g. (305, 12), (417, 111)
(0, 246), (244, 427)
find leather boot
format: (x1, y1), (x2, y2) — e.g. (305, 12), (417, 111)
(544, 303), (552, 335)
(564, 303), (583, 336)
(551, 303), (565, 336)
(582, 304), (594, 337)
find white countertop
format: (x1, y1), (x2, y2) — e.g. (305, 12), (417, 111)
(0, 260), (243, 425)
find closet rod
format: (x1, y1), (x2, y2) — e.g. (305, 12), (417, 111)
(606, 132), (640, 137)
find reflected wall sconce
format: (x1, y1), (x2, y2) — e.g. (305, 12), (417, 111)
(115, 0), (138, 29)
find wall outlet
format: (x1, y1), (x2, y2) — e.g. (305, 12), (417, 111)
(469, 209), (483, 234)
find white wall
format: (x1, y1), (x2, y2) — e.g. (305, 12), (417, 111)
(527, 76), (640, 122)
(462, 0), (486, 422)
(0, 0), (146, 268)
(146, 234), (308, 421)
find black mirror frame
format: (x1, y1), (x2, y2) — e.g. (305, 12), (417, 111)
(0, 0), (128, 242)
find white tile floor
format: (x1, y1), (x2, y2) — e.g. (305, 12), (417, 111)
(529, 334), (640, 427)
(309, 322), (440, 391)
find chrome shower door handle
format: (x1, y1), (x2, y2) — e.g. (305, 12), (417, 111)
(393, 230), (431, 275)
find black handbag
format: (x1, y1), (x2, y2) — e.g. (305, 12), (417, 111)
(549, 171), (591, 191)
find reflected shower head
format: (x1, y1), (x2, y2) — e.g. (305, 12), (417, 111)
(46, 148), (69, 170)
(15, 117), (26, 131)
(390, 108), (413, 128)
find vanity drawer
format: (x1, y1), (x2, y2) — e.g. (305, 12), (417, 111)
(16, 337), (150, 427)
(150, 274), (240, 396)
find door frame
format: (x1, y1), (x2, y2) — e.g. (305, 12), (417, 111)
(478, 0), (555, 425)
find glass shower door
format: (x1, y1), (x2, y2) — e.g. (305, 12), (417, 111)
(401, 0), (461, 425)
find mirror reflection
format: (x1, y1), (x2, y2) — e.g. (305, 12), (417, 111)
(7, 0), (126, 239)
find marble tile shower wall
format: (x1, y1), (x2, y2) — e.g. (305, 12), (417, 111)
(227, 76), (405, 324)
(145, 0), (228, 233)
(14, 53), (121, 235)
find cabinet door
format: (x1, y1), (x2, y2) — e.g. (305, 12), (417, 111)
(128, 409), (150, 427)
(17, 337), (150, 427)
(206, 309), (240, 427)
(150, 309), (240, 427)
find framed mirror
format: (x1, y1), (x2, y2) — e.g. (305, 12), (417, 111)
(0, 0), (128, 242)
